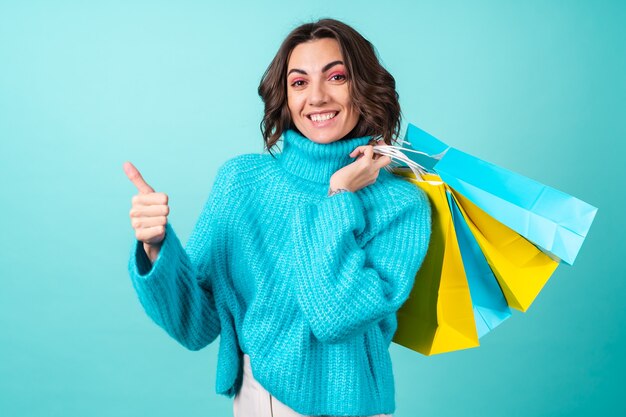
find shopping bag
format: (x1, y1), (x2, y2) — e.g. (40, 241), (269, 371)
(391, 170), (559, 356)
(393, 173), (479, 355)
(450, 189), (560, 312)
(403, 124), (597, 265)
(446, 190), (512, 336)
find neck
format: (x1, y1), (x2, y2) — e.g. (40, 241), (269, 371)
(277, 129), (372, 184)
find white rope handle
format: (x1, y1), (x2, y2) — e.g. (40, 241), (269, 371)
(372, 141), (445, 184)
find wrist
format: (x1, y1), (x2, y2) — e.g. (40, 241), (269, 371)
(327, 187), (351, 197)
(143, 242), (162, 263)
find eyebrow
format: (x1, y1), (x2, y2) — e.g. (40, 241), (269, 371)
(287, 60), (344, 76)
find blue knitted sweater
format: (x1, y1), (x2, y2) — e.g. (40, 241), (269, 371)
(128, 129), (431, 416)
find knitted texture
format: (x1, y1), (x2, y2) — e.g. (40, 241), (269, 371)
(128, 129), (431, 416)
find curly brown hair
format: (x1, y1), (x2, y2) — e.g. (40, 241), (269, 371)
(258, 19), (401, 155)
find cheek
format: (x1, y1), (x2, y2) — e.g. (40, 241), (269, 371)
(343, 96), (356, 116)
(339, 87), (355, 111)
(286, 93), (302, 117)
(345, 99), (360, 126)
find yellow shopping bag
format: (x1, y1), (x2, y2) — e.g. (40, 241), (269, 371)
(450, 190), (559, 312)
(393, 173), (479, 355)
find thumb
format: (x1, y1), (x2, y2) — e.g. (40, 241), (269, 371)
(123, 161), (155, 194)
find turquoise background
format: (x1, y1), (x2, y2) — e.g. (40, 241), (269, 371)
(1, 0), (623, 416)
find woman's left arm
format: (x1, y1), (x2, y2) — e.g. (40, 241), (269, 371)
(289, 186), (431, 344)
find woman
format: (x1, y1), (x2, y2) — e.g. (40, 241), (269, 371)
(124, 18), (431, 417)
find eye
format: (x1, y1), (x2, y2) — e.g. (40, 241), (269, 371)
(290, 79), (306, 88)
(330, 73), (346, 82)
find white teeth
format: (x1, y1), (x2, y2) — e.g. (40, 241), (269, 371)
(310, 112), (337, 122)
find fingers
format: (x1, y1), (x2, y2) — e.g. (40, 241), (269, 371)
(124, 161), (155, 194)
(349, 145), (369, 158)
(332, 144), (393, 192)
(131, 192), (169, 207)
(125, 162), (167, 246)
(129, 198), (168, 245)
(349, 145), (376, 159)
(130, 215), (167, 230)
(350, 145), (388, 166)
(374, 155), (392, 169)
(130, 204), (170, 218)
(134, 225), (166, 244)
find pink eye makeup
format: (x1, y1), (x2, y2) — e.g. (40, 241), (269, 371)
(289, 77), (306, 87)
(328, 71), (347, 81)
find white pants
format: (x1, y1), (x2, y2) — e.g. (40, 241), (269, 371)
(233, 354), (392, 417)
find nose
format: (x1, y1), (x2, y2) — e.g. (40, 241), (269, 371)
(307, 79), (328, 106)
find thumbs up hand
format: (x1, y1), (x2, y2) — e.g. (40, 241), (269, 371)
(124, 161), (169, 263)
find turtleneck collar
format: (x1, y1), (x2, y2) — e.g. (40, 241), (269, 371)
(277, 129), (373, 184)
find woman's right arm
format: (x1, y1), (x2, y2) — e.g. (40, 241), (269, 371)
(124, 162), (228, 351)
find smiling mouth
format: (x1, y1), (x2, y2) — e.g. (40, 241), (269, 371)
(307, 111), (338, 122)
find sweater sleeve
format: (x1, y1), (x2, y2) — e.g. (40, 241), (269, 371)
(289, 187), (431, 344)
(127, 164), (233, 351)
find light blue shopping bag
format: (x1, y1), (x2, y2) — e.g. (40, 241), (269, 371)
(403, 124), (598, 265)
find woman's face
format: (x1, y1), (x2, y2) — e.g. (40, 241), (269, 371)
(286, 38), (359, 144)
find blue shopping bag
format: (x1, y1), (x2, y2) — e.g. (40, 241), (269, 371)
(403, 124), (598, 265)
(446, 190), (512, 337)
